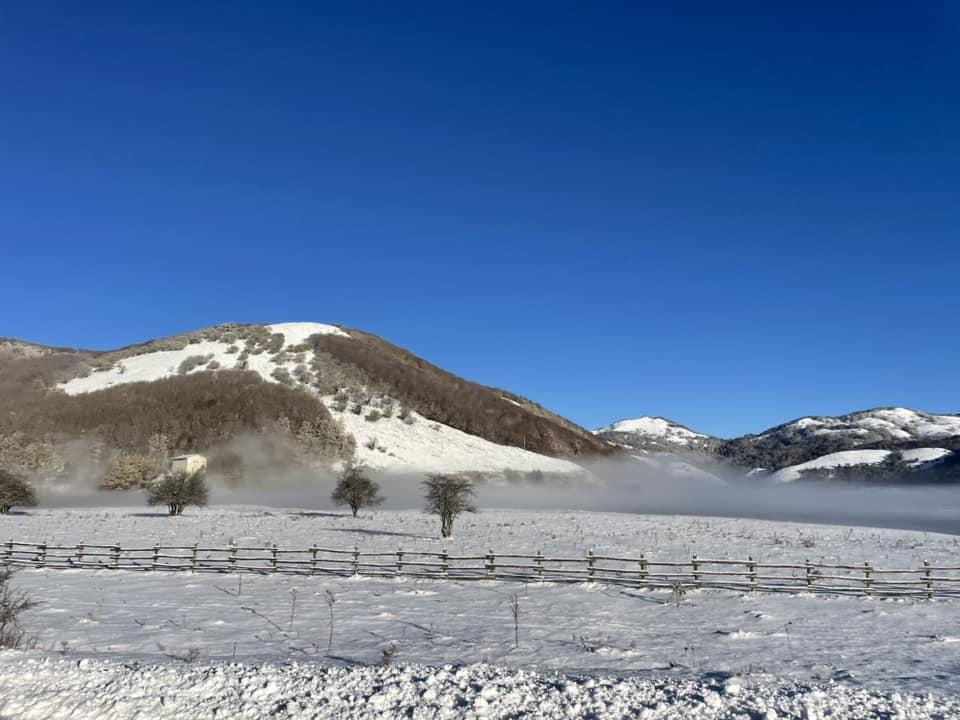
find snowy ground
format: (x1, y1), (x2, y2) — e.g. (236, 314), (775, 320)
(3, 507), (960, 717)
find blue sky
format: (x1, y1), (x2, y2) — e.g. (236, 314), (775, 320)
(2, 2), (958, 438)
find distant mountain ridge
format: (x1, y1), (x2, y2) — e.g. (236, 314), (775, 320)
(596, 408), (960, 483)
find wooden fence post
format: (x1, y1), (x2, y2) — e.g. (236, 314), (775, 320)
(587, 550), (596, 582)
(691, 554), (701, 589)
(191, 543), (198, 573)
(152, 544), (160, 571)
(39, 542), (47, 569)
(863, 561), (873, 597)
(111, 542), (121, 570)
(271, 544), (278, 573)
(6, 539), (12, 564)
(440, 547), (448, 579)
(747, 557), (757, 591)
(805, 559), (814, 592)
(310, 545), (318, 576)
(76, 542), (85, 569)
(396, 546), (403, 576)
(486, 548), (496, 580)
(923, 560), (934, 600)
(535, 551), (544, 582)
(640, 553), (648, 589)
(229, 543), (238, 573)
(352, 546), (360, 575)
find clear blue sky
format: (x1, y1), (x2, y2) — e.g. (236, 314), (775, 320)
(2, 2), (958, 438)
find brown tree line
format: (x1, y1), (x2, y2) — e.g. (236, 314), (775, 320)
(0, 351), (353, 478)
(309, 330), (612, 458)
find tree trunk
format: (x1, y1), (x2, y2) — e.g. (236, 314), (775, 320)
(0, 506), (9, 515)
(351, 504), (359, 517)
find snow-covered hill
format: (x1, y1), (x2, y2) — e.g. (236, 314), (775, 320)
(762, 407), (960, 444)
(594, 416), (719, 454)
(47, 322), (591, 478)
(771, 447), (954, 483)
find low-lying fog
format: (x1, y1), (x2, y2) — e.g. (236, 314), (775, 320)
(35, 456), (960, 536)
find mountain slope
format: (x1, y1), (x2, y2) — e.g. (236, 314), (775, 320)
(0, 322), (607, 483)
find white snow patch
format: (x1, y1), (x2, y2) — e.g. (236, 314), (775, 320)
(771, 450), (892, 483)
(266, 322), (348, 346)
(60, 340), (240, 395)
(901, 447), (952, 465)
(327, 397), (584, 476)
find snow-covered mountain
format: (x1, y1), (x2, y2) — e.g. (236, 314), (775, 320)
(758, 408), (960, 444)
(716, 407), (960, 474)
(593, 416), (720, 454)
(596, 407), (960, 484)
(1, 322), (611, 483)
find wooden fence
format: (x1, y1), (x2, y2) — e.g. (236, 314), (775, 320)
(3, 540), (959, 599)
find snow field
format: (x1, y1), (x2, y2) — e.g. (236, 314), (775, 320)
(3, 509), (960, 704)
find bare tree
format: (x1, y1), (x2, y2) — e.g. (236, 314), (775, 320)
(422, 474), (477, 538)
(147, 471), (208, 516)
(0, 469), (37, 515)
(0, 567), (37, 648)
(331, 464), (383, 517)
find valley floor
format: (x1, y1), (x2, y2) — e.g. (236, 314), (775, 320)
(1, 508), (959, 718)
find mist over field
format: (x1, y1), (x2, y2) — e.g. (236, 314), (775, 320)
(31, 453), (960, 536)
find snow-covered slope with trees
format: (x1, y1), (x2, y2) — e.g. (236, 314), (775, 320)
(771, 448), (954, 483)
(762, 407), (960, 443)
(59, 323), (347, 395)
(10, 322), (600, 481)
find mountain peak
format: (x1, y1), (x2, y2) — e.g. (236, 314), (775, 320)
(593, 416), (718, 453)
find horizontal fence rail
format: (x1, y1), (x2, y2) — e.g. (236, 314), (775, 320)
(3, 540), (958, 599)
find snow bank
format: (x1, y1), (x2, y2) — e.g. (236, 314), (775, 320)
(0, 655), (955, 720)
